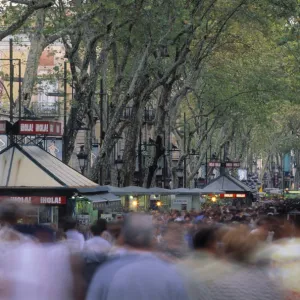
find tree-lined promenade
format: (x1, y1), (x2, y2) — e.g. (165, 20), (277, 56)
(1, 0), (300, 187)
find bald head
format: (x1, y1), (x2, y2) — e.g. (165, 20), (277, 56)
(122, 213), (153, 249)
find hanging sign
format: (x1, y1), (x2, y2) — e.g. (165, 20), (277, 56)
(208, 161), (221, 167)
(0, 196), (67, 205)
(16, 121), (62, 136)
(225, 162), (240, 168)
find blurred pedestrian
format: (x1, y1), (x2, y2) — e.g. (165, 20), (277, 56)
(87, 213), (188, 300)
(178, 225), (283, 300)
(64, 218), (85, 251)
(84, 219), (111, 254)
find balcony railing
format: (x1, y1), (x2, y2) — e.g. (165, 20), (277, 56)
(31, 101), (60, 117)
(120, 107), (155, 122)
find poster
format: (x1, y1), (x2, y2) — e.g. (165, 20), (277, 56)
(46, 138), (62, 160)
(91, 144), (98, 167)
(77, 214), (90, 226)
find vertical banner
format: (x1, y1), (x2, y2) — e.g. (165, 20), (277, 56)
(0, 135), (7, 151)
(284, 153), (291, 173)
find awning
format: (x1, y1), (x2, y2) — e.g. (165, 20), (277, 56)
(171, 188), (202, 195)
(87, 193), (121, 203)
(147, 187), (174, 195)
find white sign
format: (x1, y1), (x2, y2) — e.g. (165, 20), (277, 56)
(236, 194), (246, 198)
(77, 214), (90, 226)
(101, 214), (113, 222)
(224, 194), (234, 198)
(173, 199), (188, 205)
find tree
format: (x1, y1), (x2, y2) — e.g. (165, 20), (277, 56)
(0, 0), (54, 40)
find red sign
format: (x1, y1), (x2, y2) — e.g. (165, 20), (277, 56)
(208, 162), (221, 167)
(0, 121), (7, 134)
(220, 193), (246, 199)
(0, 196), (66, 205)
(18, 121), (62, 136)
(225, 162), (240, 168)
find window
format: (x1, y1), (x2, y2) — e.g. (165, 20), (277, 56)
(37, 80), (58, 104)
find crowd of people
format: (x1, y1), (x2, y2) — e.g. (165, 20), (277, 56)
(0, 200), (299, 299)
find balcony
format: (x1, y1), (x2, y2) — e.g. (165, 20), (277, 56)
(31, 101), (60, 118)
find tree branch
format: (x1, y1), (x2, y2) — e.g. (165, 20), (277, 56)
(0, 0), (54, 41)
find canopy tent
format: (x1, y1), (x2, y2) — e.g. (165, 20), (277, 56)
(201, 174), (253, 194)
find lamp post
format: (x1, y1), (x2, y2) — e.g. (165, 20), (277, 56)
(77, 145), (88, 175)
(115, 155), (123, 187)
(176, 165), (184, 188)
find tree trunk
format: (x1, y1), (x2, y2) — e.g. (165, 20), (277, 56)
(22, 9), (46, 108)
(122, 100), (143, 186)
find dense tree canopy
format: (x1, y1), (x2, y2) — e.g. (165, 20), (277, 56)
(3, 0), (300, 187)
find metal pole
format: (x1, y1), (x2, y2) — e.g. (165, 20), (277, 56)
(63, 61), (67, 163)
(138, 126), (142, 186)
(282, 153), (285, 191)
(18, 59), (21, 121)
(163, 130), (166, 188)
(183, 113), (186, 188)
(205, 119), (208, 184)
(99, 79), (103, 185)
(9, 39), (13, 124)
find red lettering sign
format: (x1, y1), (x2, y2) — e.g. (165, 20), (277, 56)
(208, 162), (221, 167)
(18, 121), (62, 136)
(0, 196), (66, 205)
(225, 162), (240, 168)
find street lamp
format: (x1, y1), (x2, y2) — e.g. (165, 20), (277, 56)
(77, 145), (88, 175)
(115, 155), (123, 187)
(176, 165), (184, 188)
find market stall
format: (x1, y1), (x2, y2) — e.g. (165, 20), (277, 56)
(201, 174), (254, 206)
(0, 143), (104, 226)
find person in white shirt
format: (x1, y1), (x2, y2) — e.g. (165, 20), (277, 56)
(84, 219), (111, 254)
(64, 218), (85, 251)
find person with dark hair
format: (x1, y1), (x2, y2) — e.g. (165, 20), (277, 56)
(192, 225), (219, 249)
(0, 201), (31, 242)
(87, 213), (188, 300)
(84, 219), (111, 254)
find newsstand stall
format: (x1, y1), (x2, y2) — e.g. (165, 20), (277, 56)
(0, 120), (104, 227)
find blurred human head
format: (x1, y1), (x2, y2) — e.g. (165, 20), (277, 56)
(63, 217), (77, 232)
(122, 213), (153, 249)
(0, 200), (22, 225)
(91, 218), (107, 236)
(193, 226), (219, 253)
(222, 225), (259, 263)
